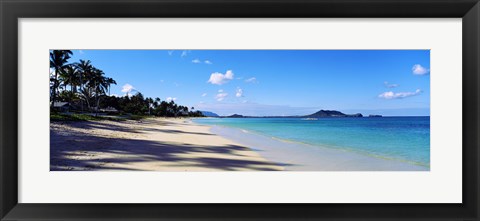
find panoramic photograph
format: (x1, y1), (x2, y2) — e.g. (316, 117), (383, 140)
(50, 50), (430, 171)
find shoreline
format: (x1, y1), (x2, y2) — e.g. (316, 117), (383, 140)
(205, 124), (428, 171)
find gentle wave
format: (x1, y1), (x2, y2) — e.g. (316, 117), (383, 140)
(225, 124), (429, 168)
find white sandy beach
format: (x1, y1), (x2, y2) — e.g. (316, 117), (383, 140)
(50, 118), (284, 171)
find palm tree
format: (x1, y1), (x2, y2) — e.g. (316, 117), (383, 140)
(74, 59), (94, 111)
(146, 98), (154, 115)
(89, 68), (108, 114)
(50, 50), (72, 108)
(59, 65), (79, 94)
(104, 77), (117, 96)
(91, 69), (119, 113)
(78, 88), (92, 110)
(58, 66), (77, 103)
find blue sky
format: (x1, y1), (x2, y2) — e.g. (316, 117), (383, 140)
(67, 50), (430, 116)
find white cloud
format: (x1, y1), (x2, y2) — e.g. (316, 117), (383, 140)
(168, 50), (174, 56)
(78, 50), (85, 54)
(192, 59), (201, 64)
(236, 88), (243, 97)
(218, 89), (224, 93)
(215, 92), (228, 101)
(201, 93), (207, 97)
(160, 80), (164, 83)
(378, 89), (422, 99)
(181, 50), (189, 57)
(245, 77), (257, 83)
(121, 84), (134, 93)
(412, 64), (429, 75)
(384, 81), (399, 88)
(204, 60), (212, 64)
(207, 70), (234, 85)
(166, 97), (177, 102)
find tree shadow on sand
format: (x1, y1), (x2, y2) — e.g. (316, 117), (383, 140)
(50, 121), (293, 171)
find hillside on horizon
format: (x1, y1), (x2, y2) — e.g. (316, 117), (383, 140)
(218, 110), (365, 118)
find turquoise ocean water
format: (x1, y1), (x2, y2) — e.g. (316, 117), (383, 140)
(193, 117), (430, 167)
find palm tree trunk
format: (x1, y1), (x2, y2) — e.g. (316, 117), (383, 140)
(95, 82), (98, 117)
(51, 69), (58, 109)
(70, 78), (74, 103)
(80, 75), (84, 112)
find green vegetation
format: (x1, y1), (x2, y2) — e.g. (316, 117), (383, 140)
(50, 50), (204, 120)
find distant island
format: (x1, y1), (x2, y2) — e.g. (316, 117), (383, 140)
(201, 111), (220, 117)
(218, 110), (364, 118)
(304, 110), (363, 118)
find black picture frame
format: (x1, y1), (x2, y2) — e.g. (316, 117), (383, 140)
(1, 0), (479, 220)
